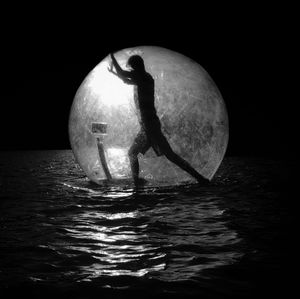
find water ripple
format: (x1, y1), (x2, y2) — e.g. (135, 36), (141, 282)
(0, 151), (291, 297)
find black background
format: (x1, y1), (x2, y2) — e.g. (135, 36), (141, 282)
(0, 6), (297, 298)
(0, 6), (295, 158)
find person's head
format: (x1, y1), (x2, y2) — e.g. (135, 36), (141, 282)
(127, 55), (145, 72)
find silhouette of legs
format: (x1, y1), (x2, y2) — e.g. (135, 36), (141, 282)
(151, 131), (208, 183)
(128, 129), (209, 185)
(163, 148), (208, 183)
(128, 131), (150, 186)
(128, 147), (140, 184)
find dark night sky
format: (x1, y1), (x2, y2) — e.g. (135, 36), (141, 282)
(0, 8), (295, 158)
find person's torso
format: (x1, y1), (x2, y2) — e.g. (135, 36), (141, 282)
(133, 72), (160, 130)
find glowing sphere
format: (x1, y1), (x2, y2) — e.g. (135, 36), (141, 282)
(69, 46), (229, 185)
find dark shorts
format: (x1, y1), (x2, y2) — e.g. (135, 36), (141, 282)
(129, 129), (172, 157)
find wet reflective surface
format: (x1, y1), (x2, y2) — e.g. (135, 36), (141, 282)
(0, 151), (294, 298)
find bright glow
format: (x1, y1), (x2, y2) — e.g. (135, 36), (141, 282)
(87, 60), (133, 107)
(107, 148), (130, 178)
(91, 147), (130, 179)
(69, 46), (229, 185)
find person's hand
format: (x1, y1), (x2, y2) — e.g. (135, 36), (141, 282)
(110, 52), (115, 61)
(107, 61), (114, 73)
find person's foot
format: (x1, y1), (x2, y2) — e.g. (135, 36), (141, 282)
(196, 176), (210, 185)
(134, 177), (148, 187)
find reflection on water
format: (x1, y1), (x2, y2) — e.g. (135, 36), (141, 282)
(49, 184), (242, 282)
(0, 150), (291, 297)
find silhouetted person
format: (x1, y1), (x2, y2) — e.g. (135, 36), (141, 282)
(108, 53), (208, 186)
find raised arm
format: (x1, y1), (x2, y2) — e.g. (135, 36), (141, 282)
(109, 53), (135, 84)
(108, 65), (133, 85)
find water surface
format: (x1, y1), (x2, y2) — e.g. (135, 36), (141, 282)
(0, 150), (293, 298)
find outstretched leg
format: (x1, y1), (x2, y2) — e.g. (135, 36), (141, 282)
(151, 130), (208, 183)
(164, 149), (209, 184)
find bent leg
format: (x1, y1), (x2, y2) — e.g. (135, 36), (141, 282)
(128, 131), (150, 185)
(128, 149), (139, 182)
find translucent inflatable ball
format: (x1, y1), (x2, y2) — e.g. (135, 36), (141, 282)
(69, 46), (229, 186)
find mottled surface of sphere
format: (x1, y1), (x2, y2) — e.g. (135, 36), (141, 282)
(69, 46), (229, 185)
